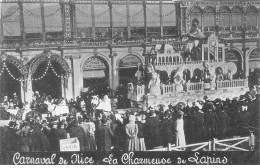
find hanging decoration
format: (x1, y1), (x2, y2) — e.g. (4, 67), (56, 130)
(29, 50), (71, 81)
(0, 53), (28, 81)
(24, 7), (61, 18)
(146, 7), (175, 17)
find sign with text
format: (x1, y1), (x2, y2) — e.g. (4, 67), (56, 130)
(60, 137), (80, 152)
(83, 57), (106, 70)
(119, 55), (141, 67)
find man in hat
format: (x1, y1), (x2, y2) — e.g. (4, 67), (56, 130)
(69, 120), (88, 151)
(217, 106), (230, 139)
(204, 102), (219, 140)
(161, 110), (175, 147)
(4, 121), (19, 151)
(96, 117), (114, 152)
(145, 107), (161, 149)
(30, 125), (50, 152)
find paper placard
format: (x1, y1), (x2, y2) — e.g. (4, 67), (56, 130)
(60, 137), (80, 152)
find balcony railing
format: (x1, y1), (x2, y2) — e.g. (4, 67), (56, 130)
(161, 84), (176, 95)
(184, 82), (204, 92)
(155, 59), (220, 67)
(216, 79), (248, 89)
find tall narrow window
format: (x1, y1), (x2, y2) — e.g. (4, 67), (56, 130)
(219, 7), (230, 31)
(231, 6), (242, 32)
(146, 4), (160, 38)
(1, 3), (21, 41)
(23, 3), (42, 40)
(95, 4), (110, 40)
(44, 3), (62, 40)
(75, 4), (92, 39)
(129, 4), (144, 39)
(112, 4), (127, 39)
(190, 6), (202, 29)
(203, 6), (215, 32)
(246, 6), (257, 31)
(162, 4), (176, 37)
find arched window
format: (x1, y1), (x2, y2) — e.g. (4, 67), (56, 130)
(190, 6), (202, 29)
(219, 6), (230, 31)
(203, 6), (215, 32)
(246, 6), (258, 31)
(231, 6), (243, 32)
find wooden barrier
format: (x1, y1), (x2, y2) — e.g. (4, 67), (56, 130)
(147, 135), (252, 151)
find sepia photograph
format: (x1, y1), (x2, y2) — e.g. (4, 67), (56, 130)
(0, 0), (259, 165)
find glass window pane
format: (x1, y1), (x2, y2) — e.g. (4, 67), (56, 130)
(44, 3), (62, 39)
(146, 4), (160, 37)
(129, 4), (144, 38)
(247, 14), (257, 27)
(95, 4), (110, 39)
(75, 4), (92, 38)
(2, 3), (20, 37)
(232, 14), (242, 27)
(162, 4), (176, 36)
(23, 3), (42, 39)
(112, 4), (127, 38)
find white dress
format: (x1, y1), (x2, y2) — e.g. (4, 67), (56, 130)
(175, 119), (186, 149)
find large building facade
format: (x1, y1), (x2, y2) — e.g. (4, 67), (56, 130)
(0, 0), (259, 103)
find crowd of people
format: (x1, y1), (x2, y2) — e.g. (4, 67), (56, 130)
(0, 87), (258, 152)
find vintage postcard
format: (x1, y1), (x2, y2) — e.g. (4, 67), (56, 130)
(0, 0), (259, 165)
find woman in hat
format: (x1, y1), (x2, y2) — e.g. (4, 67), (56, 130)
(204, 102), (219, 140)
(125, 115), (139, 151)
(175, 112), (186, 150)
(17, 121), (31, 152)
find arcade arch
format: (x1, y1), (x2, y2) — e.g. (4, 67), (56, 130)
(81, 56), (110, 93)
(0, 53), (28, 103)
(28, 50), (70, 99)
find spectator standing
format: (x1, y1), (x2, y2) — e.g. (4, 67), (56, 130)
(125, 115), (139, 151)
(96, 118), (114, 152)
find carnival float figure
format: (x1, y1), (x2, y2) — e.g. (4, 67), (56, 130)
(203, 62), (216, 90)
(185, 18), (206, 60)
(147, 64), (161, 95)
(174, 68), (185, 92)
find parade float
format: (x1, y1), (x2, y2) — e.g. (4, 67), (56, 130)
(127, 34), (249, 110)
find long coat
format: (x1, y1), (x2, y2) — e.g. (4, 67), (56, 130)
(125, 123), (139, 151)
(161, 117), (175, 146)
(145, 116), (161, 149)
(175, 119), (186, 148)
(30, 130), (50, 152)
(204, 111), (219, 139)
(96, 124), (113, 152)
(69, 125), (88, 151)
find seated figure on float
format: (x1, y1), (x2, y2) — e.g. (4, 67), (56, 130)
(147, 64), (161, 95)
